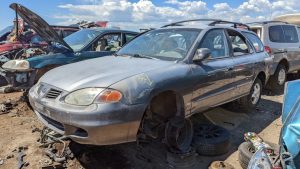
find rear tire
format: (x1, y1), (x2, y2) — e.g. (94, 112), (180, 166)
(267, 64), (287, 93)
(239, 78), (262, 112)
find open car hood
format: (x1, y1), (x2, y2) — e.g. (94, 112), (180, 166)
(281, 79), (300, 157)
(10, 3), (73, 52)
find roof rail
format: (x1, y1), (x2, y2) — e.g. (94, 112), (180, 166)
(161, 19), (250, 30)
(208, 20), (250, 30)
(247, 21), (289, 25)
(161, 19), (221, 28)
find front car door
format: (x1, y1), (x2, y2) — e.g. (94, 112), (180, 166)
(190, 29), (235, 114)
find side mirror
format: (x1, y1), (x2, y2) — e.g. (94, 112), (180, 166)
(193, 48), (211, 62)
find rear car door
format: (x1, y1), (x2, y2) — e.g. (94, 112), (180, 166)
(226, 29), (255, 97)
(190, 29), (235, 113)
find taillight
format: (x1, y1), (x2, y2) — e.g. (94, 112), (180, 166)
(264, 46), (272, 55)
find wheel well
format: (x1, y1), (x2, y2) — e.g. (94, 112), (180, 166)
(149, 90), (184, 120)
(278, 59), (289, 71)
(257, 72), (266, 85)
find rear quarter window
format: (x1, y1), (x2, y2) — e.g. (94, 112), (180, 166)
(269, 25), (285, 43)
(243, 32), (264, 53)
(282, 25), (299, 43)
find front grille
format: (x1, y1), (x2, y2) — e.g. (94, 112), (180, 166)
(45, 88), (62, 99)
(39, 113), (64, 131)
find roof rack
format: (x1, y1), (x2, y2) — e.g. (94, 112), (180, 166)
(161, 19), (250, 30)
(208, 20), (250, 30)
(247, 21), (289, 25)
(161, 19), (221, 28)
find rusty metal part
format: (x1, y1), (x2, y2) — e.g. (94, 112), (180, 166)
(209, 161), (234, 169)
(39, 127), (72, 164)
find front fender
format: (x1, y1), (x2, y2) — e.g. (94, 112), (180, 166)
(27, 53), (74, 69)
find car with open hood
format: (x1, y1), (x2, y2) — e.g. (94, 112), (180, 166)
(29, 19), (272, 152)
(0, 3), (138, 93)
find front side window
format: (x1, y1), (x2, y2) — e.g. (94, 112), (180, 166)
(117, 29), (200, 61)
(198, 29), (227, 59)
(64, 29), (102, 52)
(269, 25), (285, 43)
(282, 25), (299, 43)
(227, 30), (250, 56)
(93, 33), (121, 52)
(243, 32), (264, 53)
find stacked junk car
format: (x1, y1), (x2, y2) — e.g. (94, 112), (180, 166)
(0, 2), (300, 169)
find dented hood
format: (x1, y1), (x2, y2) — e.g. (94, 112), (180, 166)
(39, 56), (174, 91)
(281, 79), (300, 157)
(10, 3), (73, 52)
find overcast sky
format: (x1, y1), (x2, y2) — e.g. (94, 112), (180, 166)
(0, 0), (299, 30)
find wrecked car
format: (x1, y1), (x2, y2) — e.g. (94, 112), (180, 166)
(0, 24), (79, 64)
(0, 3), (138, 93)
(29, 19), (272, 151)
(0, 6), (79, 64)
(239, 79), (300, 169)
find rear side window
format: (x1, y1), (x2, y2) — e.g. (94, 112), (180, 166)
(269, 26), (285, 43)
(243, 32), (264, 53)
(227, 30), (250, 56)
(282, 25), (299, 43)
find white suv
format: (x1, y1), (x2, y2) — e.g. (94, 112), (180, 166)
(249, 21), (300, 91)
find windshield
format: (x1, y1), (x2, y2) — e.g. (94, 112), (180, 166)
(64, 29), (102, 52)
(117, 29), (201, 61)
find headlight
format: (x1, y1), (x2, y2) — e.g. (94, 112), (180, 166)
(64, 88), (122, 106)
(2, 60), (30, 71)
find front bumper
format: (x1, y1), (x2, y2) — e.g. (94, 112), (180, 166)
(29, 84), (146, 145)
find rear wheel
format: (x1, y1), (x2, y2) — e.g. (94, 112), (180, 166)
(267, 64), (287, 93)
(239, 78), (262, 112)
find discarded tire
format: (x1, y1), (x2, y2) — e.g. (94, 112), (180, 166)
(238, 141), (278, 169)
(165, 117), (193, 153)
(192, 124), (230, 156)
(238, 142), (255, 169)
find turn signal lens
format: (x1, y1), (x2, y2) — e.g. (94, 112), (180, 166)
(264, 46), (272, 55)
(98, 90), (122, 103)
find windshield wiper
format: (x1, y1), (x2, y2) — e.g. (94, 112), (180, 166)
(131, 54), (156, 60)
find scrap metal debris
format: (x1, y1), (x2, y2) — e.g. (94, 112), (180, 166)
(0, 100), (17, 115)
(17, 146), (29, 169)
(37, 127), (73, 168)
